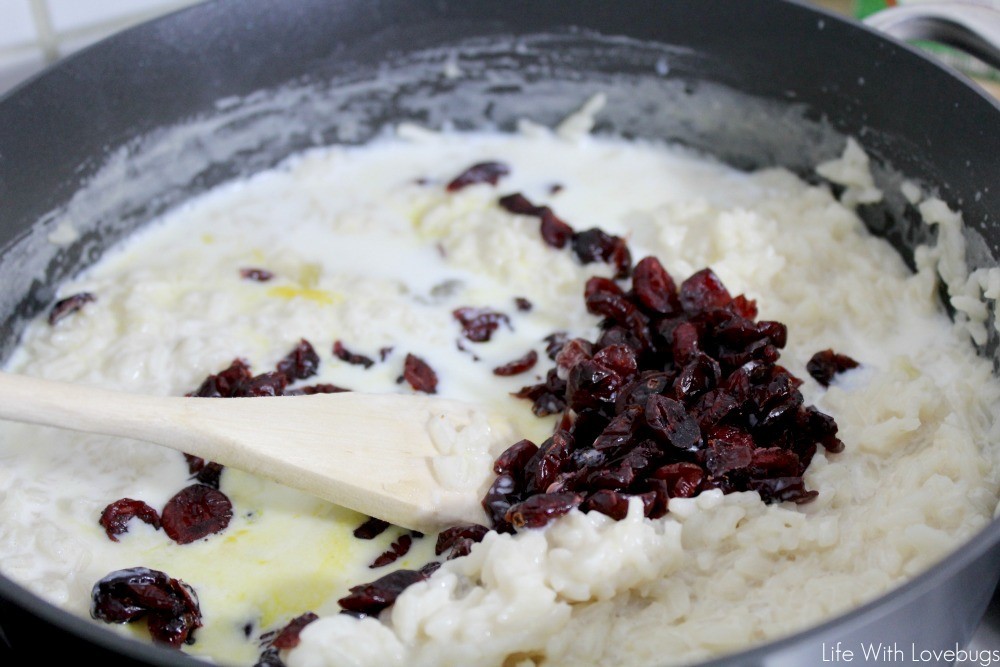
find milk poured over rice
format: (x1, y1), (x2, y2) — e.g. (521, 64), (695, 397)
(1, 125), (998, 667)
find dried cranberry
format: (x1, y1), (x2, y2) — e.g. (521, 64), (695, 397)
(506, 492), (582, 529)
(403, 354), (438, 394)
(723, 360), (767, 400)
(524, 431), (574, 493)
(453, 307), (511, 342)
(586, 457), (638, 491)
(482, 472), (518, 533)
(493, 349), (538, 376)
(498, 192), (545, 216)
(607, 237), (633, 279)
(514, 297), (533, 312)
(757, 321), (788, 348)
(705, 427), (755, 477)
(91, 567), (201, 648)
(446, 161), (510, 191)
(730, 294), (758, 319)
(543, 332), (569, 360)
(623, 309), (654, 355)
(291, 383), (350, 395)
(679, 269), (732, 313)
(566, 358), (626, 411)
(555, 338), (593, 375)
(91, 568), (186, 622)
(148, 612), (202, 648)
(539, 209), (575, 249)
(801, 405), (844, 453)
(585, 277), (633, 322)
(192, 461), (225, 488)
(493, 439), (539, 477)
(513, 368), (567, 416)
(420, 561), (442, 577)
(635, 489), (663, 518)
(270, 612), (319, 650)
(161, 484), (233, 545)
(242, 371), (288, 397)
(184, 454), (206, 475)
(806, 349), (860, 387)
(531, 392), (567, 417)
(435, 524), (489, 556)
(708, 424), (755, 448)
(718, 337), (780, 371)
(616, 372), (673, 415)
(369, 534), (413, 568)
(755, 380), (804, 429)
(749, 477), (818, 504)
(543, 468), (587, 494)
(650, 462), (704, 498)
(592, 405), (642, 453)
(48, 292), (95, 325)
(575, 231), (616, 263)
(99, 499), (161, 542)
(338, 568), (432, 616)
(691, 389), (739, 431)
(444, 537), (477, 560)
(673, 353), (722, 400)
(597, 325), (643, 354)
(632, 256), (680, 315)
(662, 319), (695, 363)
(276, 339), (320, 381)
(645, 395), (702, 451)
(593, 345), (638, 381)
(333, 340), (375, 369)
(712, 313), (758, 347)
(497, 193), (576, 248)
(353, 517), (390, 540)
(582, 489), (631, 520)
(749, 447), (802, 478)
(239, 268), (274, 282)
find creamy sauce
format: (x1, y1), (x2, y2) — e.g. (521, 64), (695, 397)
(1, 128), (998, 666)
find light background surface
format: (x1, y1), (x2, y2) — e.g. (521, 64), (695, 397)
(0, 0), (203, 94)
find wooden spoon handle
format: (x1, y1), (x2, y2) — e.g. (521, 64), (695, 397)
(0, 371), (187, 443)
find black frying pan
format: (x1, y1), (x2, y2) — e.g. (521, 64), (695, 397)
(1, 1), (998, 665)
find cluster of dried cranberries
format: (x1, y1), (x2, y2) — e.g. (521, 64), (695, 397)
(484, 256), (852, 531)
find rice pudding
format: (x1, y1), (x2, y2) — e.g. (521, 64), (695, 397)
(1, 119), (998, 667)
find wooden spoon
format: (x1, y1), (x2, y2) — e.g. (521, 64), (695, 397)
(0, 371), (512, 533)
